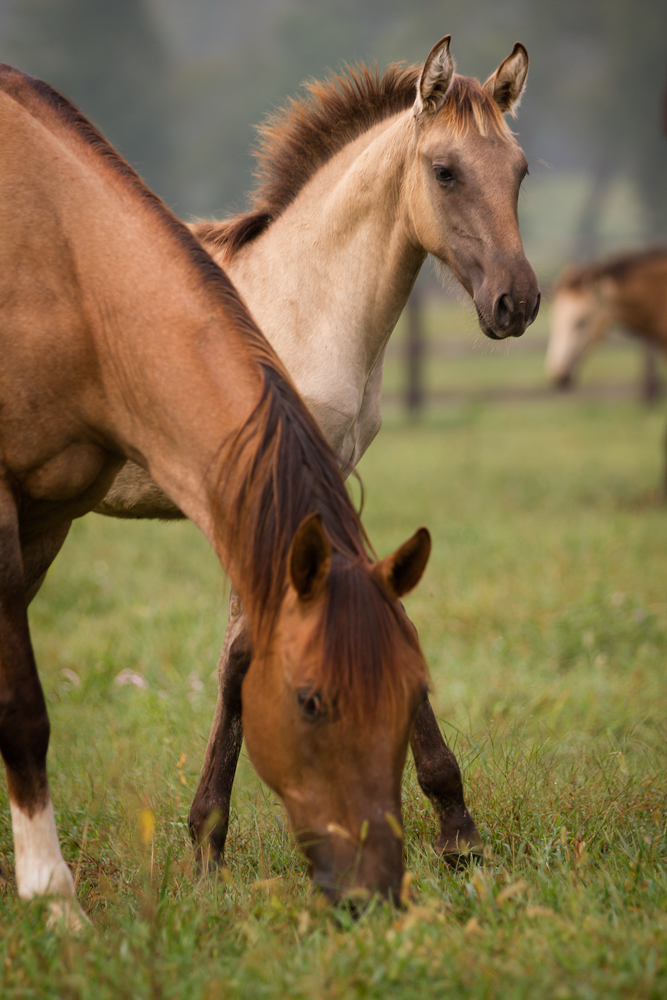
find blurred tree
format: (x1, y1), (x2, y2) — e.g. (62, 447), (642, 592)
(6, 0), (663, 250)
(525, 0), (667, 249)
(2, 0), (177, 204)
(172, 0), (385, 216)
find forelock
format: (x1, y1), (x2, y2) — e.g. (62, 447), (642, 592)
(435, 75), (512, 139)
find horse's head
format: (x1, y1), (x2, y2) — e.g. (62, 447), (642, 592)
(241, 514), (431, 903)
(545, 277), (613, 387)
(407, 37), (540, 340)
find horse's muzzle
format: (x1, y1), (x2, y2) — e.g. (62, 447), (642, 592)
(476, 288), (541, 340)
(304, 826), (404, 905)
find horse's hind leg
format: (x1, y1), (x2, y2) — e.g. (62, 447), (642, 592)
(0, 481), (84, 927)
(189, 589), (250, 872)
(410, 698), (483, 863)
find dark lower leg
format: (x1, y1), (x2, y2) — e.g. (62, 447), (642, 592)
(0, 484), (74, 900)
(411, 697), (482, 859)
(0, 505), (51, 813)
(189, 590), (250, 870)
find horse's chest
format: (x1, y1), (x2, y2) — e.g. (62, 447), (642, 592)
(294, 346), (385, 466)
(306, 386), (380, 468)
(15, 443), (123, 537)
(21, 442), (109, 501)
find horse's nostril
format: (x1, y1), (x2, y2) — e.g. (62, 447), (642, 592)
(528, 292), (541, 327)
(495, 293), (512, 330)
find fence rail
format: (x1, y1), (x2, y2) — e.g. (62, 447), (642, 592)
(382, 381), (655, 407)
(383, 296), (664, 409)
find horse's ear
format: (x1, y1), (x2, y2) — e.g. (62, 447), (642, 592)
(289, 513), (332, 602)
(591, 275), (617, 312)
(374, 528), (431, 599)
(414, 36), (455, 117)
(483, 42), (529, 116)
(595, 276), (615, 300)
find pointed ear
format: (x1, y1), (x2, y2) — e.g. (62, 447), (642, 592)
(593, 276), (615, 303)
(483, 42), (529, 116)
(289, 513), (332, 602)
(414, 35), (455, 117)
(374, 528), (431, 599)
(590, 276), (617, 319)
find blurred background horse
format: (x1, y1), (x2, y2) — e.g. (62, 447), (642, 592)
(546, 249), (667, 390)
(546, 249), (667, 486)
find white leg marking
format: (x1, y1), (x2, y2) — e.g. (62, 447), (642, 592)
(10, 797), (74, 899)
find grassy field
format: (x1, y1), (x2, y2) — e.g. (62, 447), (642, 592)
(1, 394), (666, 998)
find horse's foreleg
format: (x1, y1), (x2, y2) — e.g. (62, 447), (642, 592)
(0, 482), (84, 926)
(189, 589), (250, 872)
(23, 521), (72, 605)
(410, 697), (483, 863)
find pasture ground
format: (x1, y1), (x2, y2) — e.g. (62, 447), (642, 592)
(1, 395), (666, 999)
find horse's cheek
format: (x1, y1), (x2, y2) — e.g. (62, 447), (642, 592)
(240, 667), (285, 791)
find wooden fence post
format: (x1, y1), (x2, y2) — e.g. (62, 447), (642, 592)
(640, 342), (662, 404)
(406, 285), (424, 412)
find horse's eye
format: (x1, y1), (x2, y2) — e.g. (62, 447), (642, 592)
(434, 165), (455, 185)
(297, 688), (324, 721)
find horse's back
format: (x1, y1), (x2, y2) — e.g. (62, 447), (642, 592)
(614, 251), (667, 343)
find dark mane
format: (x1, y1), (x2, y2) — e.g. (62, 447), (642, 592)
(556, 248), (667, 292)
(193, 66), (508, 261)
(0, 63), (425, 718)
(217, 366), (425, 719)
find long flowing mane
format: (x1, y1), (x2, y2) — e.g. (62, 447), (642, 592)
(220, 369), (424, 719)
(194, 65), (508, 261)
(556, 248), (667, 292)
(0, 64), (425, 718)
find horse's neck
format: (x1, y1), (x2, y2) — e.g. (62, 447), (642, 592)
(74, 244), (250, 530)
(1, 75), (285, 608)
(5, 116), (260, 549)
(226, 113), (425, 461)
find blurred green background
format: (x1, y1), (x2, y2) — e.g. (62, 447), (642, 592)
(2, 0), (665, 264)
(2, 0), (665, 403)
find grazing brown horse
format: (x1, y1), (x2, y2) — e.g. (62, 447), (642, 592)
(98, 36), (540, 870)
(546, 248), (667, 485)
(546, 249), (667, 386)
(0, 64), (432, 923)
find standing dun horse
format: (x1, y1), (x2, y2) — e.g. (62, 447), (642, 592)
(98, 36), (540, 868)
(0, 63), (435, 924)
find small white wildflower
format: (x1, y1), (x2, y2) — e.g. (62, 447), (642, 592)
(115, 669), (148, 690)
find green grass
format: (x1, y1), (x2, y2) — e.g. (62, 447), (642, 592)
(1, 396), (667, 998)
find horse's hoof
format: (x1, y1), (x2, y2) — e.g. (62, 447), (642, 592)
(194, 843), (224, 882)
(434, 807), (484, 869)
(46, 897), (91, 932)
(438, 846), (484, 871)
